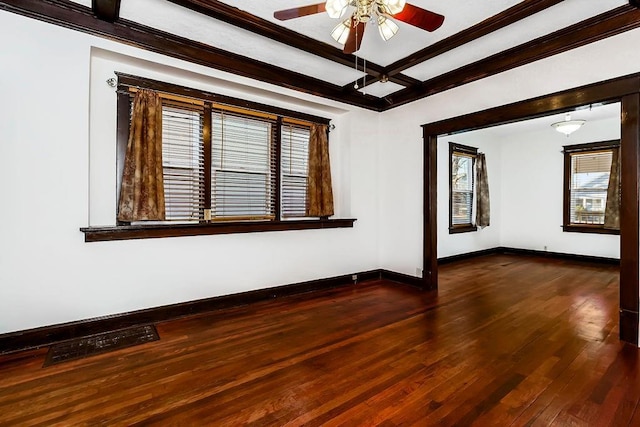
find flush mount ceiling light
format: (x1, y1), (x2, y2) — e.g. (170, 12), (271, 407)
(552, 113), (586, 136)
(274, 0), (445, 54)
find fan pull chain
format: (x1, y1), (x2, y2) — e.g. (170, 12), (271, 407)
(362, 58), (366, 95)
(353, 20), (360, 91)
(354, 53), (359, 90)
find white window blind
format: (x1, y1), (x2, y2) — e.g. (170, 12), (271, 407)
(211, 110), (276, 220)
(161, 102), (205, 221)
(569, 150), (612, 225)
(281, 124), (310, 217)
(451, 152), (475, 226)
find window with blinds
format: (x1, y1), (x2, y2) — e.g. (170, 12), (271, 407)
(211, 110), (277, 220)
(161, 102), (205, 221)
(569, 151), (611, 225)
(281, 123), (310, 217)
(117, 81), (329, 226)
(563, 142), (619, 231)
(449, 143), (478, 233)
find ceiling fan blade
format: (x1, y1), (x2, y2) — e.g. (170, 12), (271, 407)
(274, 3), (326, 21)
(393, 4), (444, 32)
(344, 19), (366, 54)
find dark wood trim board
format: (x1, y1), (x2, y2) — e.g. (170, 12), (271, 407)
(423, 72), (640, 345)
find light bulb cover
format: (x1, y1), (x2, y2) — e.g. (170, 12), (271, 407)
(552, 120), (585, 136)
(385, 0), (406, 15)
(331, 19), (351, 44)
(325, 0), (349, 19)
(378, 15), (399, 41)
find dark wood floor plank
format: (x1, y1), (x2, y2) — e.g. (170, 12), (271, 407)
(0, 254), (636, 425)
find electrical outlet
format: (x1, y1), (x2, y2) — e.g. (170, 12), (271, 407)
(352, 274), (358, 282)
(544, 246), (548, 251)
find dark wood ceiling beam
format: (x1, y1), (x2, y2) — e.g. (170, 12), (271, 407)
(381, 5), (640, 111)
(91, 0), (120, 22)
(385, 0), (564, 77)
(164, 0), (417, 88)
(0, 0), (381, 110)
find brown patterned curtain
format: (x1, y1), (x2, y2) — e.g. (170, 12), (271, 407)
(117, 89), (166, 222)
(475, 152), (490, 228)
(604, 146), (620, 229)
(307, 124), (334, 217)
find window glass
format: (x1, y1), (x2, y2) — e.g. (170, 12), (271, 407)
(563, 141), (619, 234)
(161, 104), (204, 221)
(451, 153), (474, 226)
(568, 150), (612, 226)
(449, 142), (478, 233)
(281, 124), (310, 218)
(211, 111), (275, 220)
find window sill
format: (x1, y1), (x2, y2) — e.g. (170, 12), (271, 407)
(449, 225), (478, 234)
(562, 225), (620, 235)
(80, 218), (357, 242)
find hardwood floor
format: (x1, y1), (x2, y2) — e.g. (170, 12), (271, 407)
(0, 254), (637, 426)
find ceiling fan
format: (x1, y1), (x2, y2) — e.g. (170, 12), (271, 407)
(274, 0), (445, 54)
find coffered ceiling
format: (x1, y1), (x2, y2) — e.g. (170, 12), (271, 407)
(2, 0), (640, 110)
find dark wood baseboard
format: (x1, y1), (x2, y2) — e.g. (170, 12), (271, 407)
(497, 247), (620, 265)
(1, 268), (425, 355)
(438, 248), (501, 265)
(380, 270), (424, 288)
(438, 247), (620, 266)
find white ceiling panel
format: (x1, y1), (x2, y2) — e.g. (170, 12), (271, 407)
(119, 0), (366, 86)
(68, 0), (91, 7)
(403, 0), (627, 81)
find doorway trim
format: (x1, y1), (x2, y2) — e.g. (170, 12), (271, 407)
(421, 73), (640, 344)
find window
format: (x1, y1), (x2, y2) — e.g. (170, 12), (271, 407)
(449, 142), (478, 233)
(211, 110), (277, 220)
(119, 87), (316, 225)
(563, 140), (620, 234)
(78, 74), (356, 242)
(281, 122), (310, 218)
(162, 102), (205, 221)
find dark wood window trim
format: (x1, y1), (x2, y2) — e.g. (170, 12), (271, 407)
(562, 140), (620, 235)
(80, 73), (355, 241)
(80, 218), (356, 242)
(116, 73), (331, 126)
(449, 142), (478, 234)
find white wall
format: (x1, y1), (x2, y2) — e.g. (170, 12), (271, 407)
(499, 116), (620, 258)
(0, 11), (382, 334)
(379, 27), (640, 275)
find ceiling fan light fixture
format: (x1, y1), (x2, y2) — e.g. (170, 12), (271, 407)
(331, 19), (351, 44)
(551, 113), (585, 136)
(377, 15), (399, 41)
(325, 0), (349, 19)
(384, 0), (406, 15)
